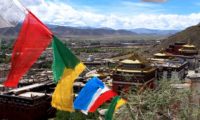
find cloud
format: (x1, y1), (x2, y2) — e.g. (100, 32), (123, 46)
(142, 0), (167, 3)
(20, 0), (45, 6)
(121, 1), (165, 14)
(123, 2), (157, 7)
(20, 0), (200, 30)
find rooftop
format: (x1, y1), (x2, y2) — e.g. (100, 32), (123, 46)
(154, 52), (171, 57)
(121, 59), (141, 64)
(18, 92), (46, 98)
(116, 67), (156, 73)
(183, 44), (196, 48)
(150, 59), (187, 68)
(187, 70), (200, 78)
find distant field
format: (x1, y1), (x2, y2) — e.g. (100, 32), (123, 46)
(0, 34), (167, 45)
(61, 35), (168, 41)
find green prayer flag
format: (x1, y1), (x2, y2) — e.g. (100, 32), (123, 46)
(105, 96), (121, 120)
(51, 36), (85, 111)
(52, 36), (80, 83)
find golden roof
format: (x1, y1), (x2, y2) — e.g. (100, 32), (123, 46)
(150, 58), (166, 61)
(179, 49), (198, 54)
(183, 44), (196, 48)
(154, 52), (172, 57)
(179, 44), (198, 53)
(116, 68), (156, 73)
(154, 53), (168, 57)
(121, 59), (141, 64)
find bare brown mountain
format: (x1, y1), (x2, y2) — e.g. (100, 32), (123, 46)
(50, 26), (137, 38)
(0, 24), (137, 37)
(0, 24), (178, 39)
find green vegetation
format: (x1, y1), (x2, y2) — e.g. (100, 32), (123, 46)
(74, 48), (100, 55)
(55, 110), (99, 120)
(74, 47), (139, 57)
(39, 61), (52, 69)
(0, 52), (10, 63)
(55, 80), (200, 120)
(115, 80), (199, 120)
(64, 35), (166, 42)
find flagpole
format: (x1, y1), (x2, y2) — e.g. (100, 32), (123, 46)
(86, 67), (91, 72)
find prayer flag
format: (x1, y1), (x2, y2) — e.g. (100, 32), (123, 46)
(4, 9), (53, 87)
(105, 96), (127, 120)
(0, 0), (27, 28)
(74, 77), (117, 114)
(105, 96), (120, 120)
(74, 77), (104, 111)
(51, 36), (85, 112)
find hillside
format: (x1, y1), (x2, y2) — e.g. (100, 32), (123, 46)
(50, 26), (137, 38)
(148, 23), (200, 55)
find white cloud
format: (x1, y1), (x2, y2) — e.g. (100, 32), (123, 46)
(120, 1), (165, 15)
(20, 0), (45, 6)
(20, 0), (200, 30)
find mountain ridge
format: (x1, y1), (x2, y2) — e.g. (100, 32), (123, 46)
(130, 28), (180, 35)
(0, 24), (179, 38)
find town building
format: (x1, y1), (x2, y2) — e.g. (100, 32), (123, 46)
(165, 42), (186, 55)
(150, 51), (188, 80)
(179, 44), (198, 56)
(178, 44), (199, 69)
(186, 70), (200, 106)
(112, 56), (156, 93)
(0, 81), (56, 120)
(165, 42), (198, 70)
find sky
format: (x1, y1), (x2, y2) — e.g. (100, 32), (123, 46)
(20, 0), (200, 30)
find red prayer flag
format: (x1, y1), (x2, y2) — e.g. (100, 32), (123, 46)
(89, 90), (117, 112)
(4, 11), (52, 87)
